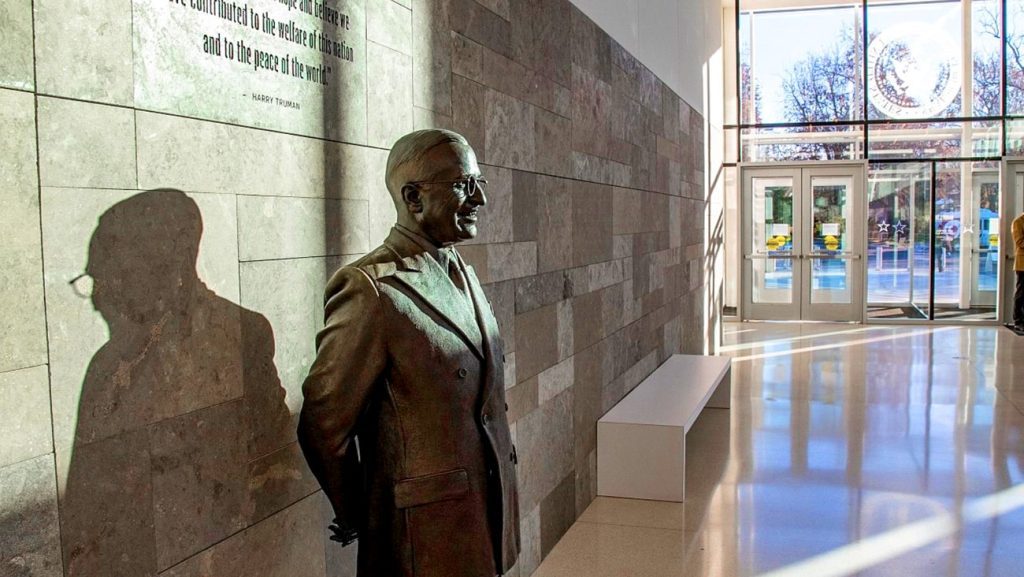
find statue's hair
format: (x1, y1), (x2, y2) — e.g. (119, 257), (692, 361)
(385, 129), (469, 196)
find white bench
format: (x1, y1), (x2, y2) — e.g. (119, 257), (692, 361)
(597, 354), (731, 502)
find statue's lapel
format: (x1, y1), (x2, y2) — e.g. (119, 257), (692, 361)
(391, 252), (484, 360)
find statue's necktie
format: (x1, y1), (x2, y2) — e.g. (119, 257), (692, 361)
(441, 248), (467, 293)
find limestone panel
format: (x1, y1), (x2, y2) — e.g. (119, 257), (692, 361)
(238, 196), (369, 261)
(452, 74), (487, 159)
(474, 0), (509, 20)
(151, 401), (251, 570)
(41, 188), (241, 454)
(514, 303), (558, 383)
(536, 176), (573, 273)
(0, 455), (63, 577)
(516, 388), (572, 513)
(0, 366), (53, 469)
(510, 0), (571, 88)
(572, 180), (613, 266)
(137, 111), (386, 200)
(451, 0), (511, 57)
(539, 471), (575, 558)
(516, 504), (542, 577)
(534, 107), (572, 178)
(368, 0), (412, 55)
(512, 170), (537, 242)
(159, 495), (327, 577)
(58, 430), (156, 577)
(0, 0), (33, 89)
(367, 42), (413, 149)
(240, 257), (331, 417)
(514, 270), (569, 315)
(248, 442), (319, 525)
(37, 97), (136, 189)
(413, 0), (453, 115)
(34, 0), (133, 104)
(484, 89), (535, 171)
(0, 89), (47, 373)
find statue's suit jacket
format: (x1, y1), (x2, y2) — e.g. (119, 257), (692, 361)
(298, 227), (520, 577)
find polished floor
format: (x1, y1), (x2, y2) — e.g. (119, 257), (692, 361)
(535, 322), (1024, 577)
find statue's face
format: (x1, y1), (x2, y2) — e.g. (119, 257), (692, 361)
(414, 143), (487, 245)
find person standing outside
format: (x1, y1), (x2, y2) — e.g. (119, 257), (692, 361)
(1014, 211), (1024, 331)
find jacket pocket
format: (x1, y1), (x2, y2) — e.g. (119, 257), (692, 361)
(393, 468), (469, 509)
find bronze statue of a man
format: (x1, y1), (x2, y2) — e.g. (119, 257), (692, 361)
(298, 129), (520, 577)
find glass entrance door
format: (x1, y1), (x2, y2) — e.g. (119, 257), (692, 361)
(742, 165), (864, 321)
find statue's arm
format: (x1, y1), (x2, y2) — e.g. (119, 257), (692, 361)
(298, 266), (386, 544)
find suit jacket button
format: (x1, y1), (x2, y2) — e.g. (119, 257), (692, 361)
(458, 368), (468, 379)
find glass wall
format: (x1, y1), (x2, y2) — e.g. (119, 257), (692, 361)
(733, 0), (1016, 321)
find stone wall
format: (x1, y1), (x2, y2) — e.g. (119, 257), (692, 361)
(0, 0), (710, 576)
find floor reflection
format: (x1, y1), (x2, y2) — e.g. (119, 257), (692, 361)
(535, 322), (1024, 577)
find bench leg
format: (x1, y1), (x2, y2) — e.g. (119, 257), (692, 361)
(707, 367), (731, 409)
(597, 422), (685, 502)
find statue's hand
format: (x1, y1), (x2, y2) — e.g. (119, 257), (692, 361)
(329, 519), (359, 546)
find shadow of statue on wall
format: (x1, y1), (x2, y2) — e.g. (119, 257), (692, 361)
(60, 189), (293, 576)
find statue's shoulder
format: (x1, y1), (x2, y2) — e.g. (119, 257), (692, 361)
(349, 243), (402, 280)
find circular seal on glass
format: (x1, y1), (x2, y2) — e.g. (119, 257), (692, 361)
(867, 23), (961, 119)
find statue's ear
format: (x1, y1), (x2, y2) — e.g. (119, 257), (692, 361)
(401, 184), (423, 213)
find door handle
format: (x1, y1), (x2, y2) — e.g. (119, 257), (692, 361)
(807, 252), (861, 260)
(745, 253), (797, 260)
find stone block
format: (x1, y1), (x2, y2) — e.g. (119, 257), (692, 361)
(486, 242), (537, 283)
(570, 5), (612, 81)
(613, 187), (643, 235)
(413, 0), (453, 115)
(238, 196), (370, 261)
(540, 472), (576, 558)
(34, 0), (133, 104)
(367, 42), (414, 149)
(538, 357), (573, 404)
(451, 0), (511, 57)
(0, 455), (63, 577)
(514, 303), (558, 382)
(514, 270), (569, 315)
(556, 299), (574, 361)
(452, 74), (487, 161)
(0, 366), (52, 469)
(511, 0), (571, 88)
(534, 107), (572, 178)
(161, 495), (327, 577)
(0, 89), (46, 373)
(59, 430), (155, 577)
(474, 0), (510, 19)
(516, 388), (572, 514)
(481, 279), (515, 353)
(512, 170), (538, 242)
(37, 97), (137, 189)
(137, 111), (385, 200)
(368, 0), (412, 55)
(151, 401), (251, 570)
(452, 33), (484, 82)
(536, 176), (573, 273)
(0, 0), (33, 90)
(516, 504), (542, 577)
(507, 376), (538, 422)
(485, 89), (536, 171)
(572, 289), (604, 354)
(572, 180), (613, 266)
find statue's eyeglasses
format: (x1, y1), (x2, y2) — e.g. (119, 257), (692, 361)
(69, 273), (94, 299)
(407, 176), (487, 195)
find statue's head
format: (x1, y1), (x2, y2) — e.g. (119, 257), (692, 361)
(385, 129), (487, 246)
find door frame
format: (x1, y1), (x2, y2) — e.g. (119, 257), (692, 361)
(739, 161), (867, 322)
(1000, 159), (1024, 326)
